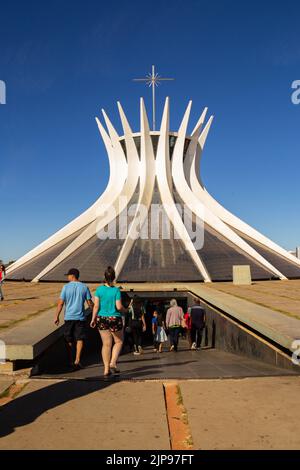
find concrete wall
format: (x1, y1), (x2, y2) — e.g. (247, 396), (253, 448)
(201, 300), (299, 372)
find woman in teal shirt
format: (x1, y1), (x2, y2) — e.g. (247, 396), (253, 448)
(90, 266), (128, 378)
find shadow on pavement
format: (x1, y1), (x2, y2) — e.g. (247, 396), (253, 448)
(0, 379), (111, 439)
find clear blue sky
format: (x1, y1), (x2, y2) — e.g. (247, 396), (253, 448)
(1, 0), (299, 263)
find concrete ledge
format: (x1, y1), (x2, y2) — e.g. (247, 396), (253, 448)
(0, 307), (63, 361)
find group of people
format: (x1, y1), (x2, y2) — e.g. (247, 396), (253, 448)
(53, 265), (206, 379)
(165, 297), (206, 352)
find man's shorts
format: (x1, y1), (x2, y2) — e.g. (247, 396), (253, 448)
(97, 316), (123, 332)
(64, 320), (86, 342)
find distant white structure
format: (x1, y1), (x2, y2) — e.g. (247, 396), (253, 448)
(290, 247), (300, 259)
(7, 98), (300, 282)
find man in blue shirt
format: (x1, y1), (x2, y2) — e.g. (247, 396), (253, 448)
(55, 268), (94, 370)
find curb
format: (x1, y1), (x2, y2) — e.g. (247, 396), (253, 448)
(163, 382), (194, 450)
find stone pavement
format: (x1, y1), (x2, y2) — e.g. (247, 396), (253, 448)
(1, 375), (300, 450)
(206, 279), (300, 320)
(0, 380), (170, 450)
(181, 376), (300, 450)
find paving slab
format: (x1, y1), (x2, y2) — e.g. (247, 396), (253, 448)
(181, 376), (300, 450)
(0, 379), (169, 450)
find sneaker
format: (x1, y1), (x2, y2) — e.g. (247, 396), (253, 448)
(191, 342), (197, 350)
(170, 345), (175, 352)
(138, 346), (144, 354)
(133, 351), (140, 356)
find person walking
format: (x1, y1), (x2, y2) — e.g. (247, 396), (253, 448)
(128, 295), (146, 355)
(122, 292), (134, 353)
(166, 299), (184, 352)
(90, 266), (128, 378)
(0, 265), (6, 301)
(183, 309), (192, 349)
(152, 309), (168, 353)
(189, 298), (206, 350)
(55, 268), (94, 370)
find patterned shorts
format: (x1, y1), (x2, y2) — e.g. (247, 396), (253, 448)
(97, 316), (123, 332)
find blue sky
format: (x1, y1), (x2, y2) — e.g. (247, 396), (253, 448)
(0, 0), (299, 262)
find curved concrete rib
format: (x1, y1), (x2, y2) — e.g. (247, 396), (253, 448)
(184, 107), (208, 187)
(189, 116), (213, 190)
(157, 98), (211, 280)
(172, 102), (287, 280)
(114, 98), (156, 279)
(188, 118), (300, 268)
(32, 107), (140, 282)
(156, 98), (211, 281)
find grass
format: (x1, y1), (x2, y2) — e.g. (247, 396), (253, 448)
(183, 435), (194, 447)
(176, 385), (184, 406)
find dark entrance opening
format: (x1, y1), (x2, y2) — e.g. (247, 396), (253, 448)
(121, 290), (188, 345)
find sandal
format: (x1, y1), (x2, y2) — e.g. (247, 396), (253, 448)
(110, 366), (120, 374)
(103, 371), (112, 380)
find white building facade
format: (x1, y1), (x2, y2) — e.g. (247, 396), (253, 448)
(7, 98), (300, 282)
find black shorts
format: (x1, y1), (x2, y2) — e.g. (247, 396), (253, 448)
(64, 320), (86, 342)
(97, 316), (123, 332)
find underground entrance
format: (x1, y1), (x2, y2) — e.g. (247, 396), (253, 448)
(31, 290), (298, 380)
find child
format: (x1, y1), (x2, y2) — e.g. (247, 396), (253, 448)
(152, 310), (168, 353)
